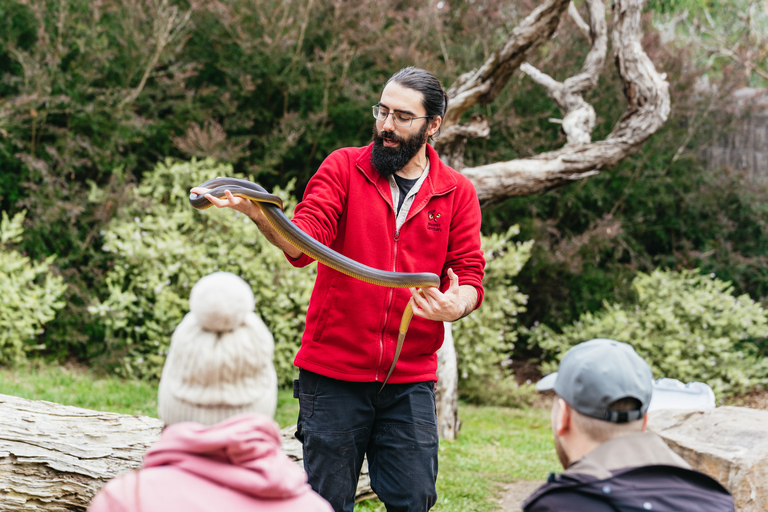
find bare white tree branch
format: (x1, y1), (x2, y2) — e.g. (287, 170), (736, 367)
(520, 0), (607, 145)
(569, 1), (592, 40)
(433, 0), (572, 169)
(441, 0), (571, 129)
(435, 0), (670, 438)
(458, 0), (670, 207)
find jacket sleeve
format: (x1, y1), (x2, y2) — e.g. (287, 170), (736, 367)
(283, 149), (350, 268)
(443, 175), (485, 309)
(87, 478), (130, 512)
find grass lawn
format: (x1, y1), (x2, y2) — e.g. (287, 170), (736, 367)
(0, 362), (559, 511)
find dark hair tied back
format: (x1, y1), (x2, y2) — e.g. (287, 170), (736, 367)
(385, 67), (448, 137)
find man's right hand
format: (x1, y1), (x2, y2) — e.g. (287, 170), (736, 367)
(190, 187), (261, 218)
(190, 186), (302, 259)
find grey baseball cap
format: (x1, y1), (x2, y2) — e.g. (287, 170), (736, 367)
(536, 338), (654, 423)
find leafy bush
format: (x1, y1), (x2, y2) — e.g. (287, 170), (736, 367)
(95, 162), (536, 398)
(0, 211), (66, 363)
(529, 269), (768, 397)
(90, 158), (315, 384)
(454, 226), (536, 405)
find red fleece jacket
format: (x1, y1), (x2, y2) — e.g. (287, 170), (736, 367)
(288, 143), (485, 383)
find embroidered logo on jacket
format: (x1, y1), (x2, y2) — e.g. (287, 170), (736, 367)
(427, 210), (442, 232)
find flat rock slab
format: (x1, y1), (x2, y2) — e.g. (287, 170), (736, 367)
(648, 406), (768, 512)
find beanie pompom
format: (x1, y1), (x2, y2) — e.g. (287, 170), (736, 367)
(159, 271), (277, 426)
(189, 272), (255, 332)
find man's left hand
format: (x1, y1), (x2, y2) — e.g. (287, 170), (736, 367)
(408, 268), (478, 323)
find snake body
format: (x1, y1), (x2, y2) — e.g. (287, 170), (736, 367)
(189, 177), (440, 390)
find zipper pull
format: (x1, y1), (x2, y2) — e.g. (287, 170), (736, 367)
(394, 230), (400, 242)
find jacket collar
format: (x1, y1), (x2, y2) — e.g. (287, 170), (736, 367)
(522, 433), (698, 510)
(356, 142), (458, 209)
(564, 432), (691, 481)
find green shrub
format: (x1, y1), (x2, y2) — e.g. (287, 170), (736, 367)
(0, 211), (67, 363)
(453, 225), (536, 405)
(95, 163), (536, 397)
(90, 158), (315, 384)
(529, 268), (768, 397)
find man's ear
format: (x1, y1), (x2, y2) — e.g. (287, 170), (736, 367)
(641, 412), (649, 432)
(428, 116), (442, 138)
(555, 398), (572, 437)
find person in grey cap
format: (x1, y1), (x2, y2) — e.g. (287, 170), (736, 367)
(522, 338), (734, 512)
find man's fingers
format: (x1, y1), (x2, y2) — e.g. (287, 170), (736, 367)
(410, 287), (440, 313)
(410, 297), (426, 318)
(204, 193), (227, 208)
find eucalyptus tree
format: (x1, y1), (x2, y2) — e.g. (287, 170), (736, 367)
(434, 0), (671, 439)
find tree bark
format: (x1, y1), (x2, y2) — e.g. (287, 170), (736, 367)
(434, 0), (670, 437)
(435, 322), (460, 441)
(0, 393), (373, 511)
(0, 394), (161, 511)
(434, 0), (572, 169)
(462, 0), (670, 208)
(520, 0), (608, 145)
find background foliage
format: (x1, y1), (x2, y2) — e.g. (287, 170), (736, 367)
(91, 158), (312, 384)
(1, 0), (767, 397)
(0, 211), (66, 364)
(453, 226), (536, 405)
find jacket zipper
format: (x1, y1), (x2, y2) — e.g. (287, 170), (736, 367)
(376, 227), (400, 382)
(374, 184), (456, 381)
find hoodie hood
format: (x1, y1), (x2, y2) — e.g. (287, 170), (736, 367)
(143, 413), (309, 499)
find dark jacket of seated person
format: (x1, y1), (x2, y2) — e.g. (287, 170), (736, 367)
(525, 338), (735, 512)
(522, 431), (734, 512)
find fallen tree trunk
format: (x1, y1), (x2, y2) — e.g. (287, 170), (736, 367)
(0, 394), (373, 510)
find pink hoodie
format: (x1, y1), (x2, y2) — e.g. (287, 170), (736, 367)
(88, 414), (332, 512)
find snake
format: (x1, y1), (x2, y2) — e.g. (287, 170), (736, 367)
(189, 177), (441, 391)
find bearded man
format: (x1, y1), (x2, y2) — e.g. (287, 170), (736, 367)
(192, 67), (485, 512)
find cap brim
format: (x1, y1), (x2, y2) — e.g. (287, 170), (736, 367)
(536, 372), (558, 391)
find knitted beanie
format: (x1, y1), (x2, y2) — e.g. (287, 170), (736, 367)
(157, 272), (278, 426)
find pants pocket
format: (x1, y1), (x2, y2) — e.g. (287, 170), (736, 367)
(299, 392), (315, 418)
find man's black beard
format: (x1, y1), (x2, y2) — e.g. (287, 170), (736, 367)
(371, 123), (429, 178)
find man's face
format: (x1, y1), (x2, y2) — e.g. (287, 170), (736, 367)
(371, 81), (431, 178)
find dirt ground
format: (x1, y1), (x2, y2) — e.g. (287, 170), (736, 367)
(492, 480), (546, 512)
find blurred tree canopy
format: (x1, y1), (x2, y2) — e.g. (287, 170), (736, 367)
(0, 0), (766, 379)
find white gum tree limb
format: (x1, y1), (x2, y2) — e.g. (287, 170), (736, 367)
(569, 0), (593, 40)
(453, 0), (670, 209)
(436, 0), (670, 438)
(520, 0), (608, 146)
(440, 0), (572, 130)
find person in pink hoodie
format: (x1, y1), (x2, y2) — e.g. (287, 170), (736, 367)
(88, 272), (332, 512)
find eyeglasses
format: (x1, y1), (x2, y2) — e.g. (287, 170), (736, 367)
(372, 105), (432, 127)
